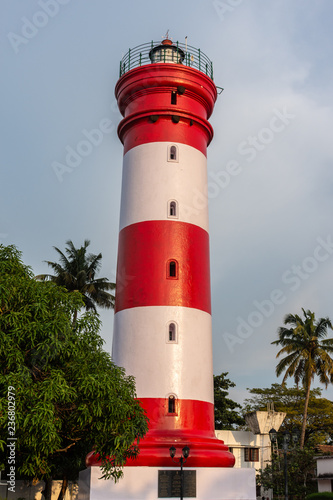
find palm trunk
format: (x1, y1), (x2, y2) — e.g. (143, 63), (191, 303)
(300, 379), (311, 449)
(57, 475), (69, 500)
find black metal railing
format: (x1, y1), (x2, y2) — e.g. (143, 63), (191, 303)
(119, 41), (214, 80)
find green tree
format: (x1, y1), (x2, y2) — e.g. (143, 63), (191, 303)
(257, 446), (317, 498)
(214, 372), (245, 429)
(35, 240), (115, 319)
(243, 384), (333, 447)
(0, 245), (148, 500)
(272, 309), (333, 448)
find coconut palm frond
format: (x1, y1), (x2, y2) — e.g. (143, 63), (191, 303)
(272, 309), (333, 448)
(35, 240), (115, 314)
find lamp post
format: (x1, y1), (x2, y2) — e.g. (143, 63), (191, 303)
(269, 428), (300, 500)
(169, 446), (190, 500)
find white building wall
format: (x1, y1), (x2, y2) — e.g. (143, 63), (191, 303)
(317, 456), (333, 475)
(316, 456), (333, 493)
(216, 429), (274, 500)
(318, 479), (332, 493)
(215, 430), (271, 473)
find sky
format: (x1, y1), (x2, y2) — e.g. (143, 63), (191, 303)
(1, 0), (333, 406)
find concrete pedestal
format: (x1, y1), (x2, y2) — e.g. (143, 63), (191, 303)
(79, 466), (256, 500)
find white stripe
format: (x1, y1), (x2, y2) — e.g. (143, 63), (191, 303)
(119, 142), (209, 231)
(112, 306), (214, 404)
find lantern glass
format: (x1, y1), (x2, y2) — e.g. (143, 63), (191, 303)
(269, 428), (277, 443)
(283, 431), (291, 445)
(292, 427), (300, 445)
(149, 44), (185, 64)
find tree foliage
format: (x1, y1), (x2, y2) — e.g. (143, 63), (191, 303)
(0, 245), (148, 498)
(214, 372), (245, 429)
(306, 493), (333, 500)
(35, 239), (115, 313)
(257, 446), (317, 498)
(244, 384), (333, 447)
(272, 309), (333, 448)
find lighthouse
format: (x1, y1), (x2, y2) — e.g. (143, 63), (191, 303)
(81, 37), (256, 500)
(111, 36), (234, 468)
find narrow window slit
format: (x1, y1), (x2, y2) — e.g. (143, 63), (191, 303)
(169, 323), (176, 342)
(169, 261), (176, 277)
(169, 201), (176, 217)
(169, 145), (177, 161)
(168, 395), (176, 413)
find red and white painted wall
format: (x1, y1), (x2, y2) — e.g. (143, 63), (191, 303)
(86, 38), (235, 468)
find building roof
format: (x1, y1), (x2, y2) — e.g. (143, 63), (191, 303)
(316, 445), (333, 455)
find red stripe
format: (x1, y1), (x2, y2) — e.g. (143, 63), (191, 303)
(118, 112), (213, 156)
(115, 64), (217, 155)
(86, 398), (235, 468)
(140, 397), (215, 433)
(115, 221), (211, 313)
(115, 64), (217, 119)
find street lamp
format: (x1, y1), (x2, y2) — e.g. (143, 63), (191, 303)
(291, 427), (300, 446)
(169, 446), (190, 500)
(269, 428), (277, 445)
(269, 428), (299, 500)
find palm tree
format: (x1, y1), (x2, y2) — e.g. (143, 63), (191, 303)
(36, 240), (115, 319)
(272, 309), (333, 448)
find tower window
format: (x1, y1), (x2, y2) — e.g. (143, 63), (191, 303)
(169, 261), (176, 277)
(167, 260), (178, 279)
(171, 91), (177, 105)
(170, 146), (177, 159)
(168, 145), (179, 162)
(168, 322), (177, 342)
(168, 395), (176, 414)
(168, 200), (178, 218)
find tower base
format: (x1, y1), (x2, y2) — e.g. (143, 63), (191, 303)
(79, 466), (256, 500)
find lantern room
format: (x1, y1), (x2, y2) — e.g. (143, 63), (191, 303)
(149, 37), (185, 64)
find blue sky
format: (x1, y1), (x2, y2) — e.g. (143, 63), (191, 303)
(2, 0), (333, 405)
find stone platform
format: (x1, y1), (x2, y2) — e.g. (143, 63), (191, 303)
(79, 466), (256, 500)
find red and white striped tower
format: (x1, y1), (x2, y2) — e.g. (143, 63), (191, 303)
(87, 37), (234, 469)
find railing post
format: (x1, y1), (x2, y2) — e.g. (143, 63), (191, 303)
(198, 49), (201, 71)
(139, 52), (142, 66)
(128, 48), (131, 70)
(119, 61), (122, 77)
